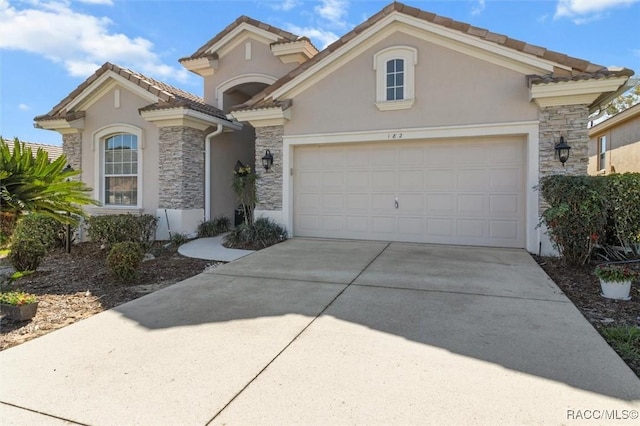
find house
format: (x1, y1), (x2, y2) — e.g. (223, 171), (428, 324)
(34, 2), (634, 254)
(587, 103), (640, 175)
(5, 140), (64, 162)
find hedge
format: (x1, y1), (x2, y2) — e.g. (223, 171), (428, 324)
(539, 173), (640, 265)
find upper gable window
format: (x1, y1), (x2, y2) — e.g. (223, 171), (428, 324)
(374, 46), (417, 111)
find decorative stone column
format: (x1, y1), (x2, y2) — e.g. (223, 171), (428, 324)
(158, 126), (205, 209)
(538, 103), (590, 213)
(255, 125), (283, 211)
(62, 132), (82, 172)
(156, 125), (206, 238)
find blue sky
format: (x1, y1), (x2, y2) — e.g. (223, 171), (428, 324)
(1, 0), (639, 145)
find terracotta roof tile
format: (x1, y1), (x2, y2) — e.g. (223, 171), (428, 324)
(180, 15), (299, 61)
(234, 1), (633, 112)
(34, 62), (229, 123)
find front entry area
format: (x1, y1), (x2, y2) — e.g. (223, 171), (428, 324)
(293, 136), (526, 248)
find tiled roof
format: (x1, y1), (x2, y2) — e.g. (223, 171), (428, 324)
(34, 62), (229, 122)
(235, 1), (634, 111)
(6, 141), (64, 160)
(180, 15), (300, 61)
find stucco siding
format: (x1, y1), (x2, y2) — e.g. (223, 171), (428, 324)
(81, 85), (160, 215)
(202, 38), (297, 106)
(588, 114), (640, 174)
(285, 31), (538, 136)
(210, 127), (255, 219)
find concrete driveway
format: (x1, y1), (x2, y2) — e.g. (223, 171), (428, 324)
(1, 239), (639, 425)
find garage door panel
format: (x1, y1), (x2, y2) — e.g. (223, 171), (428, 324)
(490, 168), (520, 191)
(371, 216), (396, 234)
(346, 193), (369, 211)
(489, 195), (519, 215)
(427, 170), (455, 190)
(397, 193), (425, 213)
(457, 219), (487, 238)
(294, 137), (525, 248)
(489, 220), (519, 240)
(457, 194), (487, 215)
(398, 170), (424, 191)
(345, 216), (368, 233)
(425, 145), (454, 165)
(322, 194), (344, 210)
(322, 215), (344, 231)
(346, 171), (369, 189)
(457, 144), (488, 164)
(457, 169), (488, 191)
(371, 170), (396, 188)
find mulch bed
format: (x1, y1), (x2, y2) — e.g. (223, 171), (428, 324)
(535, 256), (639, 377)
(0, 242), (213, 350)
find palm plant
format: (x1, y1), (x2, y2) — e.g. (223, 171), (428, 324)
(0, 137), (99, 226)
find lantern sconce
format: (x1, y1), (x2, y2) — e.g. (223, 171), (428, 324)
(262, 149), (274, 171)
(554, 136), (571, 167)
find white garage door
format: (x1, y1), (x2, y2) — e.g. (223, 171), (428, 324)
(293, 136), (525, 248)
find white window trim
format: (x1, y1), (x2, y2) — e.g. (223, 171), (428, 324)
(373, 46), (417, 111)
(92, 124), (144, 209)
(598, 135), (607, 172)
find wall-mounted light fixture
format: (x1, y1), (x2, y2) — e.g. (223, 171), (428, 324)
(554, 136), (571, 167)
(262, 149), (274, 171)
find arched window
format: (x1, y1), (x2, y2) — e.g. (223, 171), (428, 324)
(104, 133), (138, 206)
(373, 46), (417, 111)
(93, 124), (143, 209)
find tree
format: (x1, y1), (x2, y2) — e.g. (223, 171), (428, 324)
(605, 84), (640, 116)
(0, 137), (99, 227)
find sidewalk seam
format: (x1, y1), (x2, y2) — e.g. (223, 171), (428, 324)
(0, 401), (88, 426)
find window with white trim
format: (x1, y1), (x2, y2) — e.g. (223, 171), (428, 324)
(598, 135), (607, 171)
(104, 133), (138, 206)
(374, 46), (417, 111)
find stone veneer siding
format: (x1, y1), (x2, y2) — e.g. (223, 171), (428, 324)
(538, 104), (590, 213)
(255, 125), (283, 210)
(158, 126), (205, 209)
(62, 132), (82, 174)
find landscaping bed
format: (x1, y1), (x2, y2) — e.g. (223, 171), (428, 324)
(535, 256), (639, 377)
(0, 242), (212, 350)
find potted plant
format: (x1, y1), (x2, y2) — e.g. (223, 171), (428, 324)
(0, 291), (38, 321)
(594, 264), (638, 301)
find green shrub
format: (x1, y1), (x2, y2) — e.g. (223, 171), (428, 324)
(539, 173), (640, 264)
(223, 217), (287, 250)
(601, 326), (640, 365)
(170, 232), (189, 247)
(603, 173), (640, 257)
(197, 216), (231, 238)
(106, 241), (144, 282)
(87, 214), (158, 249)
(8, 213), (66, 271)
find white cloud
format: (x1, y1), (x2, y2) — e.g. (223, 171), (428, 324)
(270, 0), (298, 11)
(76, 0), (113, 5)
(315, 0), (348, 24)
(471, 0), (485, 16)
(555, 0), (639, 22)
(285, 24), (339, 49)
(18, 103), (30, 111)
(0, 0), (190, 82)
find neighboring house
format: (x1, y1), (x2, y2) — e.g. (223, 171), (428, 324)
(34, 2), (634, 254)
(5, 140), (64, 162)
(588, 102), (640, 175)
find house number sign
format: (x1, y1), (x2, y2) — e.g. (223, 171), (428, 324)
(387, 132), (403, 139)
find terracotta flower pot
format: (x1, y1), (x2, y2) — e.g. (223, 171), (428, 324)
(0, 302), (39, 321)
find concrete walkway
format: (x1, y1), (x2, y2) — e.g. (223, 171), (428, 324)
(177, 233), (254, 261)
(1, 239), (639, 425)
